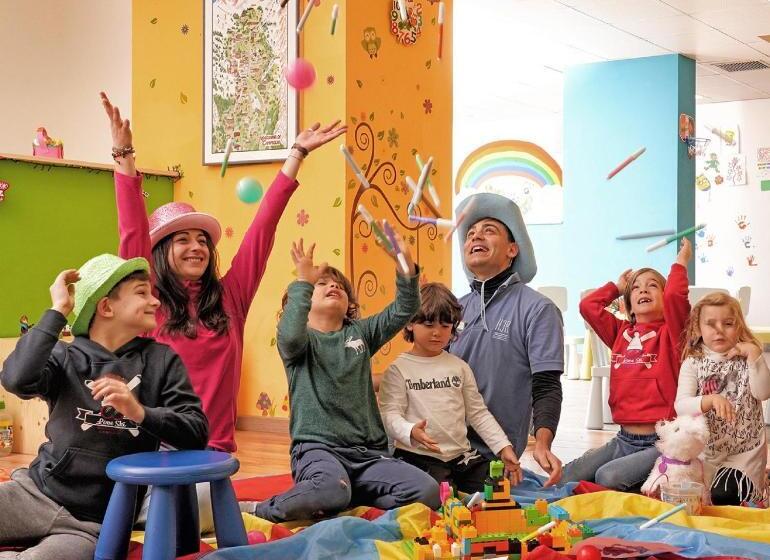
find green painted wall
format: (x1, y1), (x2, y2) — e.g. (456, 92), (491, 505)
(0, 160), (173, 337)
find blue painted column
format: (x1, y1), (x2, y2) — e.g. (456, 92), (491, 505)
(559, 54), (695, 334)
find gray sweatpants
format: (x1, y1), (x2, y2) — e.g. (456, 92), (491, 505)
(254, 442), (440, 523)
(0, 469), (101, 560)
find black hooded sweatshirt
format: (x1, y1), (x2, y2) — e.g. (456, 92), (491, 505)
(1, 310), (208, 523)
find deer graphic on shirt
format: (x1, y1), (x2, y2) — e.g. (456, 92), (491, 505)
(345, 336), (366, 355)
(612, 328), (658, 369)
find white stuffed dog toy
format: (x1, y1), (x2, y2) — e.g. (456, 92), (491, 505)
(641, 415), (709, 499)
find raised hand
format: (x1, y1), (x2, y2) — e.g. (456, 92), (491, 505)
(409, 419), (441, 453)
(100, 91), (132, 149)
(616, 268), (633, 293)
(291, 238), (328, 285)
(294, 120), (347, 153)
(50, 269), (80, 317)
(676, 237), (692, 266)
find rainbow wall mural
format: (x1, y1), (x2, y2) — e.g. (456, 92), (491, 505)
(455, 140), (563, 224)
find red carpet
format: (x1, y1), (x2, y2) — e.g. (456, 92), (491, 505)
(232, 473), (294, 501)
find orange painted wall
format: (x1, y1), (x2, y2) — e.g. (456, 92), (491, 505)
(344, 0), (453, 372)
(132, 0), (451, 418)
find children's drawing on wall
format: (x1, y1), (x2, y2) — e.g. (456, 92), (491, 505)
(757, 147), (770, 180)
(703, 153), (720, 173)
(454, 140), (563, 224)
(703, 123), (739, 152)
(742, 235), (754, 249)
(695, 123), (746, 209)
(725, 154), (746, 186)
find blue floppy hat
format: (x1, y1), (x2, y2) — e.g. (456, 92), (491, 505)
(455, 192), (537, 284)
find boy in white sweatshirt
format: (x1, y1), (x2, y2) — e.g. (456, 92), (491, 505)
(379, 283), (522, 493)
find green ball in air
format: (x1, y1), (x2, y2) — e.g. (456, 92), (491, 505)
(236, 177), (263, 204)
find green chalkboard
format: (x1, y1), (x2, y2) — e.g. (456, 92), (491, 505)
(0, 157), (173, 337)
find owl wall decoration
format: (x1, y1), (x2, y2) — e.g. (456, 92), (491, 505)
(362, 27), (382, 58)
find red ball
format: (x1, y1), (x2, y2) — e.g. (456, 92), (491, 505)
(576, 544), (601, 560)
(285, 58), (316, 90)
(247, 530), (267, 545)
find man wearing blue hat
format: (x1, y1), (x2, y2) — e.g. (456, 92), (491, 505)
(449, 193), (564, 486)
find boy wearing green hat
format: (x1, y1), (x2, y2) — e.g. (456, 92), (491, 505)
(0, 254), (208, 560)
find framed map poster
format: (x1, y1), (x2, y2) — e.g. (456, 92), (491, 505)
(204, 0), (297, 164)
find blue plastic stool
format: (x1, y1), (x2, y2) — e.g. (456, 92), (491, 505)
(95, 450), (247, 560)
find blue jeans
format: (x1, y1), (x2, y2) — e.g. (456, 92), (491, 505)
(254, 443), (440, 522)
(561, 429), (659, 491)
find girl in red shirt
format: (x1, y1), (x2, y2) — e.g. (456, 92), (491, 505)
(561, 239), (691, 490)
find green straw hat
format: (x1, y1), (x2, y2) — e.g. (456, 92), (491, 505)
(71, 254), (150, 336)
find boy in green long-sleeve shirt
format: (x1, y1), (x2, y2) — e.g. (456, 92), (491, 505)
(252, 236), (439, 522)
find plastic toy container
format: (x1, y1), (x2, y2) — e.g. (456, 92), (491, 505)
(660, 481), (703, 515)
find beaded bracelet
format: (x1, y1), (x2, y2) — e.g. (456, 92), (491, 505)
(112, 146), (135, 160)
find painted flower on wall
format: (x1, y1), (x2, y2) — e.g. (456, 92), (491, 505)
(297, 209), (310, 226)
(181, 24), (189, 34)
(225, 226), (234, 238)
(387, 128), (399, 148)
(362, 242), (369, 253)
(423, 98), (433, 114)
(327, 75), (335, 85)
(256, 392), (272, 416)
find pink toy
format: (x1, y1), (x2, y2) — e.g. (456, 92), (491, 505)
(247, 530), (266, 544)
(285, 58), (316, 90)
(439, 481), (451, 504)
(32, 127), (64, 159)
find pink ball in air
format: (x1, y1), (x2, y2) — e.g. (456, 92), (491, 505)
(247, 530), (267, 544)
(285, 58), (316, 90)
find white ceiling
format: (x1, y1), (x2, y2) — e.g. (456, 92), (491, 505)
(456, 0), (770, 114)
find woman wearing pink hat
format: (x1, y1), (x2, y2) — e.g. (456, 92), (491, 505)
(101, 92), (346, 454)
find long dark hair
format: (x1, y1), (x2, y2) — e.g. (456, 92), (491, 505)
(152, 232), (229, 338)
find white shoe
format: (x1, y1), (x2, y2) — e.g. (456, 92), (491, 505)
(239, 500), (261, 515)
